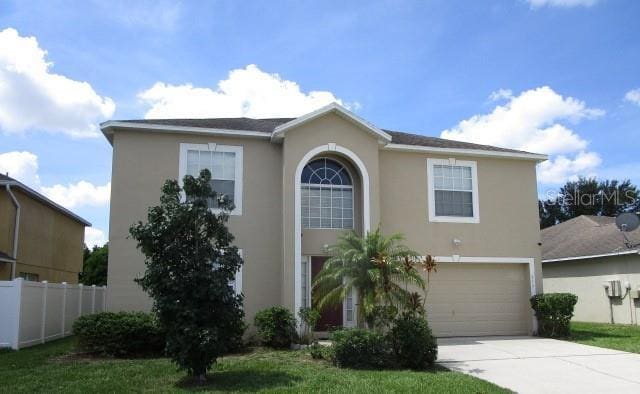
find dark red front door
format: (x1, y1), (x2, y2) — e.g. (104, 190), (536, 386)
(311, 256), (343, 331)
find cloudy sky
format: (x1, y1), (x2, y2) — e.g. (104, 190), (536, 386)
(0, 0), (638, 247)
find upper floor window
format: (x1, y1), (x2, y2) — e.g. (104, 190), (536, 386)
(19, 272), (39, 282)
(301, 158), (353, 229)
(427, 158), (479, 223)
(179, 143), (243, 215)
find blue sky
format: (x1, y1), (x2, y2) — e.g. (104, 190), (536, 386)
(0, 0), (638, 246)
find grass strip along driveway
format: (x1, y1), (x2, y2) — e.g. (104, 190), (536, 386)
(0, 337), (508, 393)
(568, 321), (640, 354)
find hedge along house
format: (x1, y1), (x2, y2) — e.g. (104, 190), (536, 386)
(102, 103), (546, 337)
(542, 215), (640, 325)
(0, 174), (90, 283)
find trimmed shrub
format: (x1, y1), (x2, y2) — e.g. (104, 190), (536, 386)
(530, 293), (578, 338)
(254, 306), (296, 348)
(73, 312), (165, 357)
(308, 341), (327, 359)
(329, 329), (391, 369)
(388, 312), (437, 369)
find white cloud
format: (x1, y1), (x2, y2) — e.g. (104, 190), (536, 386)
(95, 0), (182, 32)
(0, 28), (115, 138)
(40, 181), (111, 209)
(85, 227), (107, 248)
(440, 86), (604, 184)
(489, 89), (513, 101)
(624, 88), (640, 107)
(0, 151), (40, 187)
(0, 151), (110, 209)
(537, 151), (602, 184)
(526, 0), (598, 8)
(139, 64), (355, 119)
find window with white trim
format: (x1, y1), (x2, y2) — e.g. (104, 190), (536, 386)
(301, 158), (353, 229)
(179, 143), (243, 215)
(427, 158), (479, 223)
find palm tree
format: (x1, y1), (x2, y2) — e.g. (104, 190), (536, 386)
(312, 228), (426, 328)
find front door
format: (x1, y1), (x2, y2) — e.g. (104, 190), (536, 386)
(311, 256), (343, 331)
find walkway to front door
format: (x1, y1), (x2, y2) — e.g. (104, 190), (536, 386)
(438, 336), (640, 394)
(311, 256), (342, 331)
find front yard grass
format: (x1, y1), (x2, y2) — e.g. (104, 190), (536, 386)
(0, 337), (508, 393)
(569, 321), (640, 354)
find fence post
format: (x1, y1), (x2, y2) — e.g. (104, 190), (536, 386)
(13, 278), (24, 350)
(61, 282), (67, 337)
(102, 286), (107, 312)
(91, 285), (96, 314)
(41, 281), (48, 344)
(78, 284), (83, 317)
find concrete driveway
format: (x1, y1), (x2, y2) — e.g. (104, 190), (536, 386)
(438, 336), (640, 394)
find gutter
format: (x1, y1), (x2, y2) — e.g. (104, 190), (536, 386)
(5, 184), (20, 280)
(542, 249), (640, 263)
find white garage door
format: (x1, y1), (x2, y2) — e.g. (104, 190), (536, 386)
(424, 263), (531, 337)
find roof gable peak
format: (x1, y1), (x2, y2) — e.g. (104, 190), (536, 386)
(270, 103), (392, 143)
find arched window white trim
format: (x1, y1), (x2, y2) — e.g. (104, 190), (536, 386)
(293, 144), (370, 325)
(301, 158), (354, 229)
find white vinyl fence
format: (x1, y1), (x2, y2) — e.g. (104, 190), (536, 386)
(0, 278), (106, 350)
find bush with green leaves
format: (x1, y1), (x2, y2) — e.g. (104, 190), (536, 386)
(298, 307), (321, 344)
(388, 312), (437, 368)
(130, 169), (245, 380)
(329, 328), (391, 369)
(530, 293), (578, 338)
(254, 306), (297, 348)
(308, 341), (330, 359)
(73, 312), (165, 357)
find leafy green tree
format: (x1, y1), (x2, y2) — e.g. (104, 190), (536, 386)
(312, 228), (425, 328)
(79, 244), (108, 286)
(130, 169), (245, 381)
(539, 177), (639, 229)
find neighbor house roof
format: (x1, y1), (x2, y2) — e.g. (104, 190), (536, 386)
(101, 105), (547, 161)
(0, 250), (15, 263)
(0, 174), (91, 226)
(542, 215), (640, 262)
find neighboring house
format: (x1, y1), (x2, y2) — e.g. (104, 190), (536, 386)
(542, 215), (640, 325)
(0, 174), (90, 283)
(102, 103), (546, 337)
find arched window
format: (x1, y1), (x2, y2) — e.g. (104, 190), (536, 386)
(301, 158), (353, 229)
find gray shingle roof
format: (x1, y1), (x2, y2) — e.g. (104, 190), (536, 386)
(0, 173), (91, 226)
(541, 215), (640, 261)
(116, 117), (537, 155)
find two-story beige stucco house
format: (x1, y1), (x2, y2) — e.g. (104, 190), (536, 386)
(102, 103), (547, 337)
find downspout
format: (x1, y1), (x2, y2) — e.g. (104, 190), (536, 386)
(5, 184), (20, 280)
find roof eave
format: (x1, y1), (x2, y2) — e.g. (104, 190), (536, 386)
(384, 143), (548, 162)
(543, 249), (640, 263)
(0, 181), (92, 227)
(100, 121), (272, 146)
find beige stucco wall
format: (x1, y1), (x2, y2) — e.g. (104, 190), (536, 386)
(0, 191), (13, 259)
(107, 130), (284, 323)
(0, 189), (85, 283)
(543, 255), (640, 325)
(379, 150), (543, 294)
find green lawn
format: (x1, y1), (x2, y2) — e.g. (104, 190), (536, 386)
(0, 337), (507, 393)
(569, 321), (640, 354)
